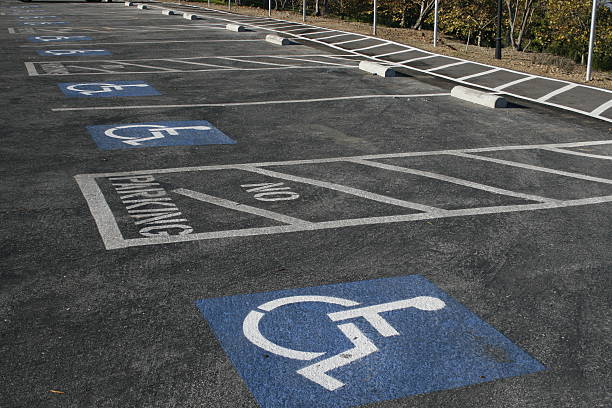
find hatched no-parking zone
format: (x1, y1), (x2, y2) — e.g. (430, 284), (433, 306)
(76, 138), (612, 249)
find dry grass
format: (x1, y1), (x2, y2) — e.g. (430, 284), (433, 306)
(164, 0), (612, 90)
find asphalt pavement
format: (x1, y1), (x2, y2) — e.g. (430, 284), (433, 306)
(1, 1), (611, 408)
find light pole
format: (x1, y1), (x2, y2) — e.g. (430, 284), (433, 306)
(586, 0), (598, 81)
(303, 0), (306, 22)
(373, 0), (377, 36)
(495, 0), (502, 59)
(433, 0), (438, 46)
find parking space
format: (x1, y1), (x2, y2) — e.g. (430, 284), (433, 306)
(1, 1), (611, 408)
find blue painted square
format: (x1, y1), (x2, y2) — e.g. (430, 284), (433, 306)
(37, 49), (111, 56)
(28, 35), (92, 42)
(196, 275), (545, 408)
(58, 81), (160, 98)
(86, 121), (236, 150)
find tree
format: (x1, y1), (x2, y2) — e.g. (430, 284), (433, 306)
(536, 0), (612, 66)
(504, 0), (544, 50)
(438, 0), (497, 46)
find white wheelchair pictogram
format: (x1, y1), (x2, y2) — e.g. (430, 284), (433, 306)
(66, 82), (150, 96)
(103, 124), (212, 146)
(45, 50), (105, 56)
(243, 295), (445, 391)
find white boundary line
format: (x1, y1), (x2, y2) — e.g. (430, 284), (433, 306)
(494, 75), (536, 91)
(20, 39), (264, 47)
(51, 93), (451, 112)
(374, 49), (414, 58)
(236, 165), (444, 213)
(173, 188), (311, 225)
(349, 158), (558, 203)
(591, 100), (612, 116)
(451, 152), (612, 184)
(457, 68), (500, 81)
(537, 83), (578, 102)
(541, 147), (612, 160)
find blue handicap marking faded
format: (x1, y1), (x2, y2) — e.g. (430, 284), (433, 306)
(58, 81), (160, 98)
(21, 21), (68, 25)
(86, 121), (236, 150)
(28, 36), (92, 43)
(37, 49), (111, 56)
(196, 275), (545, 408)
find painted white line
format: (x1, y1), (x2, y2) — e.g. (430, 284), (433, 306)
(537, 83), (578, 102)
(394, 55), (437, 65)
(36, 64), (355, 77)
(426, 61), (466, 72)
(222, 57), (294, 68)
(374, 49), (414, 58)
(263, 24), (300, 29)
(97, 195), (612, 248)
(494, 75), (536, 91)
(77, 139), (612, 176)
(315, 33), (352, 41)
(283, 27), (332, 33)
(24, 62), (39, 76)
(74, 175), (127, 250)
(173, 188), (311, 225)
(540, 147), (612, 160)
(236, 165), (445, 213)
(291, 29), (334, 35)
(64, 65), (119, 73)
(7, 27), (15, 34)
(351, 42), (391, 52)
(51, 93), (450, 111)
(333, 37), (370, 46)
(457, 68), (500, 81)
(452, 152), (612, 184)
(274, 55), (358, 67)
(108, 61), (177, 71)
(349, 158), (558, 203)
(29, 54), (348, 64)
(591, 99), (612, 116)
(162, 58), (235, 69)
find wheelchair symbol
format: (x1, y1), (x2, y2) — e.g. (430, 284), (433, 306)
(243, 295), (445, 391)
(65, 82), (151, 96)
(103, 124), (212, 146)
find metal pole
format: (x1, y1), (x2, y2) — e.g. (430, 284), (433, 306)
(495, 0), (502, 59)
(433, 0), (438, 46)
(228, 0), (231, 11)
(373, 0), (377, 36)
(586, 0), (598, 81)
(208, 0), (210, 7)
(268, 0), (271, 16)
(303, 0), (306, 22)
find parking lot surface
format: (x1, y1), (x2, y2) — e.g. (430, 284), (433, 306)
(1, 1), (611, 408)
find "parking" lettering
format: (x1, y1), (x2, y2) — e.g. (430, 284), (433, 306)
(109, 175), (194, 237)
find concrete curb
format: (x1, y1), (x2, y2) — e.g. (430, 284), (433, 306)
(226, 23), (246, 32)
(136, 4), (148, 9)
(451, 86), (508, 108)
(161, 9), (179, 15)
(265, 34), (292, 46)
(183, 13), (199, 20)
(359, 61), (395, 77)
(124, 1), (134, 6)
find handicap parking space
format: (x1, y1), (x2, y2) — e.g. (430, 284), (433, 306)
(1, 1), (611, 407)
